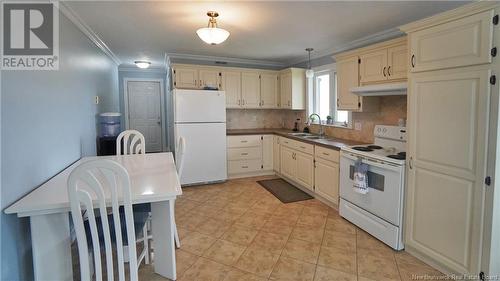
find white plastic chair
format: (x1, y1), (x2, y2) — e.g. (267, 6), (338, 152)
(116, 130), (145, 155)
(173, 136), (186, 248)
(68, 159), (139, 281)
(116, 129), (151, 264)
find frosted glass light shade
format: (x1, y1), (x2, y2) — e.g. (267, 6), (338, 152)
(305, 69), (314, 78)
(196, 27), (230, 45)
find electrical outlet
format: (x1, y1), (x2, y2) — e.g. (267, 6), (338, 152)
(94, 96), (99, 104)
(354, 122), (362, 131)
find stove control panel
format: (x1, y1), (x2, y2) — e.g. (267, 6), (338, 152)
(374, 125), (407, 141)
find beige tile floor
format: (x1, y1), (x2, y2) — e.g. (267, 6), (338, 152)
(138, 176), (445, 281)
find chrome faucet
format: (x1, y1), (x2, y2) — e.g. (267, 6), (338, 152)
(308, 113), (324, 136)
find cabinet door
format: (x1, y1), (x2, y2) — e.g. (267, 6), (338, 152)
(260, 73), (278, 108)
(315, 158), (339, 204)
(295, 151), (314, 191)
(199, 69), (220, 88)
(174, 67), (198, 89)
(387, 44), (408, 81)
(221, 71), (241, 108)
(409, 10), (493, 72)
(241, 72), (260, 108)
(280, 146), (296, 180)
(359, 49), (388, 83)
(262, 135), (273, 170)
(280, 72), (292, 109)
(337, 57), (360, 111)
(406, 67), (490, 274)
(273, 136), (280, 173)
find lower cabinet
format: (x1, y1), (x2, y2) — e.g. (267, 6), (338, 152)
(314, 157), (340, 203)
(228, 134), (340, 206)
(279, 137), (315, 191)
(295, 151), (314, 190)
(273, 136), (281, 173)
(280, 146), (296, 180)
(227, 134), (274, 178)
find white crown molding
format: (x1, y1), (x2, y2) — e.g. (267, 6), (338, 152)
(287, 27), (403, 66)
(59, 2), (121, 65)
(166, 53), (287, 68)
(118, 65), (167, 74)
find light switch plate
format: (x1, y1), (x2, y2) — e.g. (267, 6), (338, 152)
(94, 96), (99, 104)
(354, 122), (362, 131)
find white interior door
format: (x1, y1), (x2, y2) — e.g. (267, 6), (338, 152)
(127, 81), (163, 152)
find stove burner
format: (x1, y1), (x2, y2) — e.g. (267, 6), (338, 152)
(388, 154), (406, 160)
(352, 146), (373, 152)
(367, 145), (383, 150)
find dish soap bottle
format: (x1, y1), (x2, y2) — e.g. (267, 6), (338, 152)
(293, 118), (300, 131)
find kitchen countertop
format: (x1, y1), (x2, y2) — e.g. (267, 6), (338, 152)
(226, 128), (366, 150)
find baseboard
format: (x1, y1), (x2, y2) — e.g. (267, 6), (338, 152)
(228, 170), (275, 179)
(404, 244), (456, 276)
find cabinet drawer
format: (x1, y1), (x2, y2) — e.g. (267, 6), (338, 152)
(315, 146), (340, 163)
(280, 137), (313, 154)
(228, 159), (261, 174)
(227, 135), (261, 148)
(295, 142), (314, 155)
(228, 147), (261, 160)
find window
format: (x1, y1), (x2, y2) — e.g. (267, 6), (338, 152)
(309, 67), (352, 128)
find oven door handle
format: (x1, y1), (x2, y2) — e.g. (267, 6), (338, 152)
(341, 152), (402, 171)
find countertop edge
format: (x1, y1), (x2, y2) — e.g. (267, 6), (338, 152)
(226, 129), (366, 151)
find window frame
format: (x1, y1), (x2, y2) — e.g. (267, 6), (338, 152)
(307, 64), (352, 129)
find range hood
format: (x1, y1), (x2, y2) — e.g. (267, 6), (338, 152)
(350, 82), (407, 96)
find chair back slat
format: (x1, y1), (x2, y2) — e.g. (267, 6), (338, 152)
(68, 159), (139, 281)
(116, 130), (145, 155)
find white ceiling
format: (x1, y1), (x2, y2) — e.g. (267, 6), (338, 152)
(64, 1), (468, 68)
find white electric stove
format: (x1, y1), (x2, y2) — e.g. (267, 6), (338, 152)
(339, 125), (407, 250)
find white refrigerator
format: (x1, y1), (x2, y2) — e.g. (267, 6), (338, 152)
(174, 89), (227, 185)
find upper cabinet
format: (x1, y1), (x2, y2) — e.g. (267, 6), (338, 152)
(221, 70), (241, 108)
(173, 66), (199, 89)
(359, 49), (388, 83)
(279, 68), (306, 110)
(336, 56), (360, 111)
(335, 37), (407, 112)
(199, 69), (221, 88)
(406, 10), (493, 73)
(241, 71), (261, 108)
(359, 38), (408, 84)
(173, 64), (304, 110)
(260, 73), (279, 108)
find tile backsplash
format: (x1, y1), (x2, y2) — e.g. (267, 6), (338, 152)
(226, 109), (305, 130)
(226, 96), (407, 143)
(310, 96), (407, 143)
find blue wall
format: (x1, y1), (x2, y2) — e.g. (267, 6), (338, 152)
(0, 12), (119, 280)
(118, 68), (171, 151)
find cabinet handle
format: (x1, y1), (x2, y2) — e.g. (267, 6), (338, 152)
(241, 140), (248, 143)
(409, 157), (413, 169)
(242, 99), (245, 106)
(383, 67), (387, 77)
(411, 55), (416, 67)
(387, 66), (391, 76)
(238, 99), (241, 106)
(241, 153), (248, 155)
(261, 100), (264, 106)
(242, 166), (248, 169)
(322, 152), (329, 156)
(300, 146), (306, 149)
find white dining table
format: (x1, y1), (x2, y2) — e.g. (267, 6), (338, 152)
(4, 152), (182, 281)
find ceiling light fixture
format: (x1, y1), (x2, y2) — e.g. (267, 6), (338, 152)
(305, 48), (314, 78)
(134, 61), (151, 69)
(196, 11), (230, 45)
